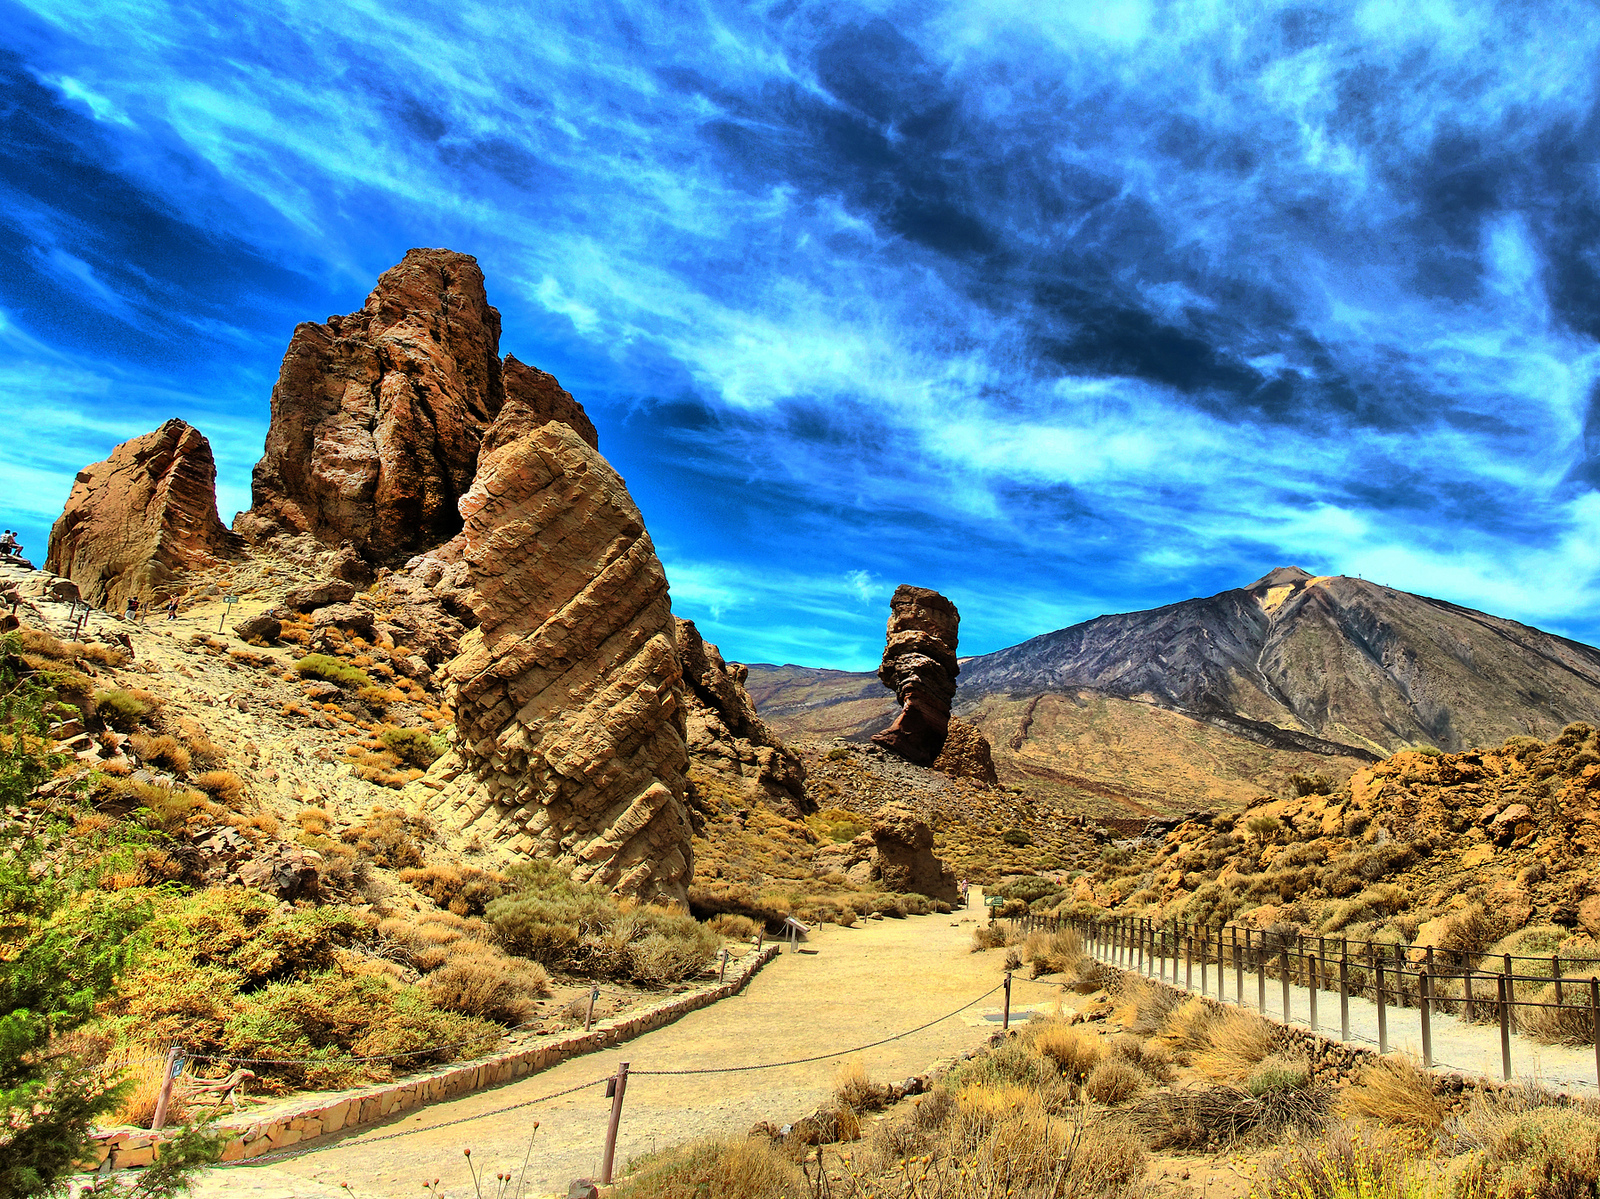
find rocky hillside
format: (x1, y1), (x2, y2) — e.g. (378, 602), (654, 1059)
(749, 566), (1600, 818)
(1076, 726), (1600, 966)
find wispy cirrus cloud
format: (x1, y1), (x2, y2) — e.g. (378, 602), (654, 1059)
(6, 0), (1600, 666)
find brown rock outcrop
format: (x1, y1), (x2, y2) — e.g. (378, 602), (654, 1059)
(676, 618), (811, 819)
(931, 715), (999, 786)
(871, 585), (961, 766)
(238, 248), (599, 563)
(419, 422), (693, 902)
(46, 419), (240, 608)
(813, 802), (958, 902)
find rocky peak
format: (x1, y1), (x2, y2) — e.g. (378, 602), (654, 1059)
(237, 248), (597, 564)
(420, 422), (693, 903)
(871, 584), (962, 767)
(45, 418), (240, 608)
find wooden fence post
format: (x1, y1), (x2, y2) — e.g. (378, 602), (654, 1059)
(1498, 974), (1512, 1081)
(151, 1046), (182, 1132)
(1420, 969), (1433, 1067)
(1591, 976), (1599, 1091)
(1339, 955), (1350, 1041)
(1555, 955), (1564, 1007)
(1185, 927), (1194, 991)
(1280, 946), (1292, 1023)
(1377, 959), (1388, 1054)
(600, 1061), (630, 1185)
(1003, 971), (1013, 1031)
(1233, 926), (1243, 1005)
(1309, 949), (1319, 1032)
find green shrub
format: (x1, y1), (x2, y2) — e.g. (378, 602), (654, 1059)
(294, 653), (372, 689)
(993, 875), (1062, 903)
(1290, 773), (1333, 796)
(93, 687), (159, 731)
(489, 861), (717, 986)
(380, 726), (447, 770)
(1001, 828), (1032, 847)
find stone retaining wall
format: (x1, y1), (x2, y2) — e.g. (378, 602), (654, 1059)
(87, 945), (781, 1170)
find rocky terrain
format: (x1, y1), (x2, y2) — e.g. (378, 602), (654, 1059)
(871, 584), (963, 766)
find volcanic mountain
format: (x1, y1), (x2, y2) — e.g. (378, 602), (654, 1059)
(746, 568), (1600, 817)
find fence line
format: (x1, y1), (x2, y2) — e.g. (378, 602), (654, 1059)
(1006, 910), (1600, 1087)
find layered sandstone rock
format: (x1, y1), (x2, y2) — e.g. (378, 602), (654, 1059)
(871, 585), (962, 766)
(931, 715), (999, 786)
(419, 423), (693, 902)
(238, 248), (599, 563)
(46, 419), (240, 608)
(677, 618), (811, 819)
(813, 802), (958, 902)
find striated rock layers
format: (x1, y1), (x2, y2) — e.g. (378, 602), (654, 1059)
(814, 803), (959, 903)
(677, 618), (811, 819)
(238, 247), (599, 563)
(46, 419), (240, 608)
(419, 421), (693, 902)
(871, 585), (963, 767)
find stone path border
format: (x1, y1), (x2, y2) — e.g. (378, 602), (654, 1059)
(86, 945), (780, 1170)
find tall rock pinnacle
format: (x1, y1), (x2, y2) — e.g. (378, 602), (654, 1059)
(871, 584), (961, 767)
(237, 248), (598, 563)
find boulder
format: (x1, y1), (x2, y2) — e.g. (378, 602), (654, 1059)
(871, 585), (961, 766)
(931, 715), (999, 786)
(45, 419), (240, 608)
(421, 423), (693, 902)
(1489, 803), (1536, 846)
(232, 612), (282, 644)
(677, 618), (811, 818)
(814, 802), (958, 903)
(237, 248), (599, 563)
(282, 580), (357, 612)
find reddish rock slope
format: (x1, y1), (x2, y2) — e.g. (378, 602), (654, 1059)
(238, 248), (598, 562)
(45, 418), (239, 608)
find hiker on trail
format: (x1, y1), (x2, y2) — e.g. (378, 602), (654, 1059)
(125, 596), (139, 622)
(959, 879), (969, 908)
(165, 595), (179, 620)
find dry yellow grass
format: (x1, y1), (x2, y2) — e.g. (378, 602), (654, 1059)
(1085, 1056), (1145, 1103)
(1028, 1023), (1105, 1081)
(614, 1137), (803, 1199)
(1189, 1008), (1275, 1082)
(103, 1048), (170, 1128)
(1340, 1054), (1445, 1133)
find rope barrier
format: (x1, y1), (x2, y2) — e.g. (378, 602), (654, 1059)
(631, 982), (1006, 1076)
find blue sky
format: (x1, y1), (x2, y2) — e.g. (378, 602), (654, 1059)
(5, 0), (1600, 670)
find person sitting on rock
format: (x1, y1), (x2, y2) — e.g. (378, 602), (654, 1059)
(0, 531), (13, 553)
(125, 596), (139, 622)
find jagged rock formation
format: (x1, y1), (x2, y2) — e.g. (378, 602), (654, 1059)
(814, 802), (959, 902)
(871, 585), (962, 767)
(46, 419), (240, 608)
(237, 248), (599, 564)
(931, 715), (999, 786)
(676, 618), (811, 819)
(418, 423), (693, 902)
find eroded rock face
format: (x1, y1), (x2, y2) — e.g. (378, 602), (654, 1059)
(46, 419), (240, 609)
(871, 585), (961, 767)
(238, 248), (599, 563)
(931, 715), (999, 786)
(677, 618), (811, 819)
(814, 802), (958, 902)
(419, 423), (693, 902)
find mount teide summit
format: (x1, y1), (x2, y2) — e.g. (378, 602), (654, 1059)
(747, 567), (1600, 816)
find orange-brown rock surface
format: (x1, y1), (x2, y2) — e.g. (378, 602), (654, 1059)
(45, 419), (239, 608)
(676, 617), (811, 819)
(813, 802), (959, 902)
(238, 248), (599, 563)
(931, 715), (999, 786)
(418, 422), (693, 902)
(872, 584), (962, 766)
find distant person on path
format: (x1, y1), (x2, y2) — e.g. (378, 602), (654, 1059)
(959, 879), (969, 908)
(165, 595), (179, 621)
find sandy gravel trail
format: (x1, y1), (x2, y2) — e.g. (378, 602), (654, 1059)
(192, 898), (1041, 1198)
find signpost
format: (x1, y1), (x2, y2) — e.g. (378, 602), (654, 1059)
(217, 594), (237, 633)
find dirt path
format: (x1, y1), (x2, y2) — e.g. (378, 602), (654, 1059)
(191, 899), (1047, 1198)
